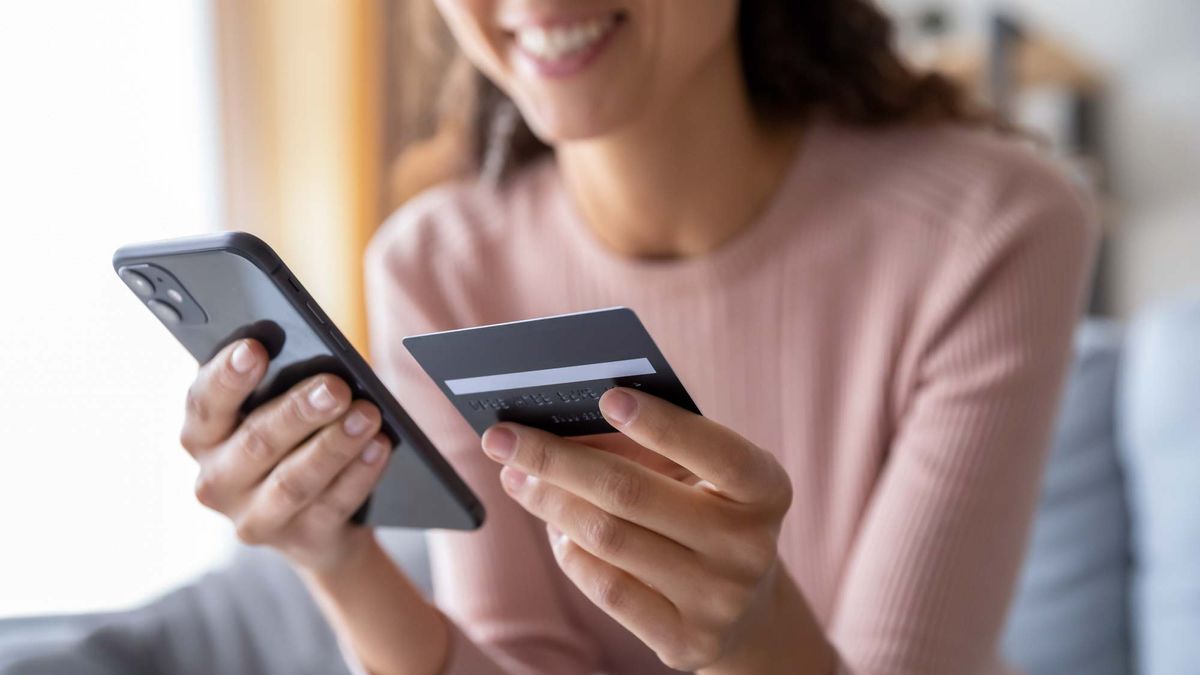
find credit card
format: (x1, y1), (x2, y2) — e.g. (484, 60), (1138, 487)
(403, 307), (701, 436)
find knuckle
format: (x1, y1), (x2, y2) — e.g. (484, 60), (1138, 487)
(592, 573), (627, 612)
(554, 536), (579, 571)
(325, 436), (360, 465)
(579, 512), (624, 556)
(184, 383), (211, 426)
(658, 631), (713, 672)
(179, 427), (200, 454)
(761, 456), (794, 511)
(656, 646), (690, 672)
(317, 428), (362, 467)
(319, 492), (358, 523)
(308, 495), (348, 526)
(523, 434), (554, 476)
(734, 533), (778, 580)
(521, 477), (549, 512)
(193, 471), (221, 509)
(595, 468), (644, 510)
(238, 421), (275, 462)
(270, 469), (312, 507)
(319, 473), (373, 524)
(658, 653), (692, 672)
(705, 581), (749, 627)
(775, 476), (795, 512)
(640, 411), (675, 447)
(685, 632), (724, 669)
(234, 518), (265, 546)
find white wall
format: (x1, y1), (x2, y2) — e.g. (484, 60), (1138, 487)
(0, 2), (233, 617)
(883, 0), (1200, 316)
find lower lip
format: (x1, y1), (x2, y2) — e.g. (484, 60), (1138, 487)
(511, 18), (623, 79)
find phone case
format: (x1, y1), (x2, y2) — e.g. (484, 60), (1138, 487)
(112, 231), (485, 530)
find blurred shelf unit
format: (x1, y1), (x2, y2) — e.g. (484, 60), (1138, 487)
(902, 8), (1117, 314)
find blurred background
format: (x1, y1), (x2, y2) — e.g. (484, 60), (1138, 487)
(0, 1), (1196, 674)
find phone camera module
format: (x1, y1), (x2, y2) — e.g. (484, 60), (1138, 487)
(117, 263), (207, 325)
(147, 299), (181, 325)
(119, 268), (155, 298)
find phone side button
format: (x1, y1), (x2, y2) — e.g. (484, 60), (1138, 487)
(306, 301), (327, 325)
(329, 329), (349, 352)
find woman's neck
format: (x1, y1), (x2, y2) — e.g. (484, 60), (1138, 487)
(555, 39), (803, 261)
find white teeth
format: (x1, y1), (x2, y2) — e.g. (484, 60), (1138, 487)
(515, 15), (616, 61)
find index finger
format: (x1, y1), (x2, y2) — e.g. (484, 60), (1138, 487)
(597, 387), (782, 503)
(179, 339), (268, 453)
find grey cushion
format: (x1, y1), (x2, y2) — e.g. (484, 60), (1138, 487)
(0, 530), (431, 675)
(1118, 296), (1200, 675)
(1001, 321), (1132, 675)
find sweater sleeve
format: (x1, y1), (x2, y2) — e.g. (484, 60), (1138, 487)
(360, 197), (602, 675)
(825, 167), (1098, 674)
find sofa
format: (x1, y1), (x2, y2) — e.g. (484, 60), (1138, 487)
(3, 298), (1198, 675)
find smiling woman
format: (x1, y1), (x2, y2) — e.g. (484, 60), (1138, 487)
(73, 0), (1093, 673)
(278, 1), (1093, 675)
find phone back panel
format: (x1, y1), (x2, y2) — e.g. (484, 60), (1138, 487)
(113, 233), (484, 530)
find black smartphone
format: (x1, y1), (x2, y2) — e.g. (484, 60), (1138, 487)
(112, 231), (485, 530)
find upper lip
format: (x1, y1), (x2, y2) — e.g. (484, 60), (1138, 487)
(497, 7), (622, 32)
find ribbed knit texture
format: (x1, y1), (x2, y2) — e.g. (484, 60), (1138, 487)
(363, 119), (1097, 675)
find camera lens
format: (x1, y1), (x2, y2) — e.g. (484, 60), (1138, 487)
(147, 299), (181, 325)
(119, 268), (155, 298)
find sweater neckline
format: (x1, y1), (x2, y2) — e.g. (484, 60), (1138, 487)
(544, 118), (829, 290)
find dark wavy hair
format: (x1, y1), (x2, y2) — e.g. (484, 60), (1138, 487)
(399, 0), (994, 181)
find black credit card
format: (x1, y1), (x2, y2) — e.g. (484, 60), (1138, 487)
(403, 307), (701, 436)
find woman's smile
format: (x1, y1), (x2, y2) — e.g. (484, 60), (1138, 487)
(501, 10), (627, 78)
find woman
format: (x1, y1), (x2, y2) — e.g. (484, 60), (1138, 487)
(179, 1), (1096, 673)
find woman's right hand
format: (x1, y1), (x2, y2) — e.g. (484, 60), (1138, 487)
(180, 338), (392, 573)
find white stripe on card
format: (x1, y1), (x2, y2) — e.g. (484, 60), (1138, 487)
(445, 358), (656, 395)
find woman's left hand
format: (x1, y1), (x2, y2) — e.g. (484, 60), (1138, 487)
(480, 387), (832, 673)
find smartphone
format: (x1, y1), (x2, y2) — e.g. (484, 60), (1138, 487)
(112, 231), (485, 530)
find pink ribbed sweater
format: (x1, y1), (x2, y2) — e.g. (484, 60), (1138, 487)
(363, 120), (1096, 675)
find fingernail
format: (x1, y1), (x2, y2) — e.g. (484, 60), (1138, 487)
(308, 382), (337, 411)
(343, 410), (371, 436)
(600, 389), (637, 426)
(361, 438), (387, 464)
(500, 466), (528, 491)
(482, 426), (517, 462)
(230, 342), (256, 374)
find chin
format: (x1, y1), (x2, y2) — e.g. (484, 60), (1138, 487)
(513, 89), (642, 145)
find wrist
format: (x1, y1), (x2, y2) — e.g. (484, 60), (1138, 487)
(701, 565), (837, 675)
(299, 530), (450, 675)
(299, 527), (383, 585)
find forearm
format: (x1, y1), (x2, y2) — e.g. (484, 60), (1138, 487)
(301, 534), (450, 675)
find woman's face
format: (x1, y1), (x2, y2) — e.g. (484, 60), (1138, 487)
(434, 0), (739, 142)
